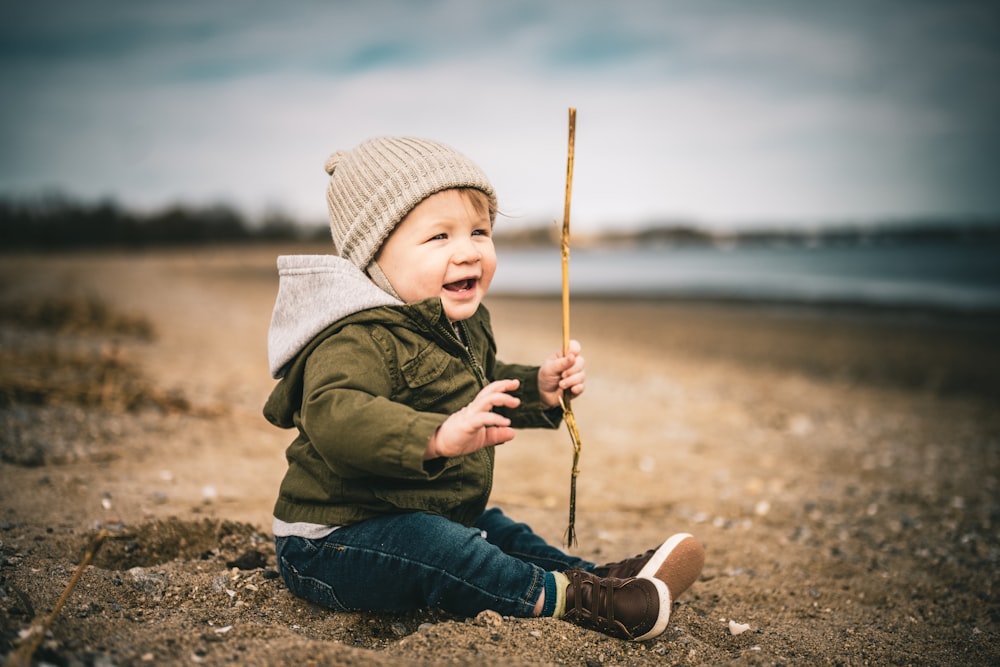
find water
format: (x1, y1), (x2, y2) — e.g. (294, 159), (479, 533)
(490, 237), (1000, 311)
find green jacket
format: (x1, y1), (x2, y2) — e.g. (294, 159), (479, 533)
(264, 256), (561, 528)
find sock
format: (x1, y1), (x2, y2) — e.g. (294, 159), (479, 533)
(551, 571), (569, 618)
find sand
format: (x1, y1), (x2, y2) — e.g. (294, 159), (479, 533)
(1, 244), (998, 666)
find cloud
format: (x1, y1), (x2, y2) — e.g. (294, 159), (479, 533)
(2, 0), (999, 229)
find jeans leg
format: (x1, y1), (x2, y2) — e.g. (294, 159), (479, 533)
(475, 507), (596, 573)
(275, 512), (547, 618)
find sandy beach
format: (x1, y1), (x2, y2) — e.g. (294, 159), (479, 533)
(1, 244), (998, 666)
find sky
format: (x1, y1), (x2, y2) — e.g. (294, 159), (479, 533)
(1, 0), (999, 232)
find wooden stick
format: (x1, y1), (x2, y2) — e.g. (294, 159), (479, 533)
(8, 529), (110, 667)
(561, 108), (575, 357)
(560, 107), (582, 548)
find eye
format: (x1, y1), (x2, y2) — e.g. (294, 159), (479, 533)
(472, 227), (491, 237)
(428, 232), (447, 241)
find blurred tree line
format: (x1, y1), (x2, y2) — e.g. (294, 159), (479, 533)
(0, 195), (325, 250)
(3, 194), (997, 252)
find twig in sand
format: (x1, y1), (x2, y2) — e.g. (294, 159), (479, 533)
(8, 529), (111, 667)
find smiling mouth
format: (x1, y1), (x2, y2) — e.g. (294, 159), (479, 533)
(443, 278), (476, 292)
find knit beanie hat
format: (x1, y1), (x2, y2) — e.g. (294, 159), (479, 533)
(324, 137), (498, 272)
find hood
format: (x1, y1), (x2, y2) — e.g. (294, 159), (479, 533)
(267, 254), (401, 378)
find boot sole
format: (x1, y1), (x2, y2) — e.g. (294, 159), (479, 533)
(635, 533), (705, 601)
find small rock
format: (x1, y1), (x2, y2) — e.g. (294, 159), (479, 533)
(211, 575), (229, 593)
(729, 619), (751, 636)
(474, 609), (503, 628)
(127, 567), (168, 599)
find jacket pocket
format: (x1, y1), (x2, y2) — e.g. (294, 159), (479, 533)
(398, 344), (460, 419)
(400, 342), (452, 388)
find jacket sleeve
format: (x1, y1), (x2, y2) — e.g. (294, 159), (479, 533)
(493, 360), (563, 429)
(299, 325), (449, 481)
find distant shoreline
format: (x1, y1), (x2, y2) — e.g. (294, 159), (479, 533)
(491, 217), (1000, 249)
(486, 292), (1000, 328)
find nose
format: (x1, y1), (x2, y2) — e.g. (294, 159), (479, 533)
(452, 236), (482, 264)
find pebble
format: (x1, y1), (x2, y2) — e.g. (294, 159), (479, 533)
(127, 567), (168, 599)
(211, 575), (229, 593)
(474, 609), (503, 628)
(728, 620), (751, 636)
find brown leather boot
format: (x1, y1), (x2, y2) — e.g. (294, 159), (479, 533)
(594, 533), (704, 601)
(561, 570), (671, 641)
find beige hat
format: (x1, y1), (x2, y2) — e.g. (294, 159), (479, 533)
(324, 136), (497, 272)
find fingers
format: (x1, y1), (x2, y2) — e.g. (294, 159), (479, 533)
(482, 426), (516, 447)
(557, 340), (586, 394)
(470, 407), (512, 429)
(473, 379), (521, 412)
(434, 384), (518, 458)
(560, 371), (586, 396)
(557, 340), (583, 370)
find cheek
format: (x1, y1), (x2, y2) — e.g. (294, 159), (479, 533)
(481, 251), (498, 284)
(393, 261), (441, 302)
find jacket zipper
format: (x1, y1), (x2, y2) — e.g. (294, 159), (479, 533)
(453, 319), (494, 503)
(454, 320), (487, 388)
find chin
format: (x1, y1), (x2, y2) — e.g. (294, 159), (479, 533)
(443, 301), (481, 322)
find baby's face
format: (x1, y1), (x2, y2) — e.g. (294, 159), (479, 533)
(375, 189), (496, 322)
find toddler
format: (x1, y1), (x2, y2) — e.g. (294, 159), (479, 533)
(264, 137), (704, 641)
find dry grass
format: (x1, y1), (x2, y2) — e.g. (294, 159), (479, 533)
(0, 294), (186, 413)
(0, 293), (154, 340)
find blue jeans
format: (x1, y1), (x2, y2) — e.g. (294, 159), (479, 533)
(275, 508), (596, 618)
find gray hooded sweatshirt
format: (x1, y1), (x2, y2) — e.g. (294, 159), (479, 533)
(268, 254), (401, 380)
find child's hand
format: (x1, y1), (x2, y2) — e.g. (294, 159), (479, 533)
(425, 379), (520, 460)
(538, 339), (586, 410)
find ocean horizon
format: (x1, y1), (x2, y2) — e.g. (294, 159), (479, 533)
(489, 235), (1000, 313)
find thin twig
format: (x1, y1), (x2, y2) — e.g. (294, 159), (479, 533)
(560, 107), (582, 549)
(8, 530), (110, 667)
(561, 108), (575, 357)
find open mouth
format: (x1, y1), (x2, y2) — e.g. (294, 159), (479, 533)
(443, 278), (476, 292)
